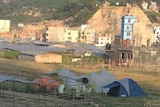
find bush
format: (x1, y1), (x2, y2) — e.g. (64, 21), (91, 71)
(62, 54), (72, 64)
(144, 11), (160, 23)
(4, 51), (19, 59)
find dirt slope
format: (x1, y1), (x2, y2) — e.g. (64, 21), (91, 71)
(87, 5), (154, 43)
(22, 20), (65, 32)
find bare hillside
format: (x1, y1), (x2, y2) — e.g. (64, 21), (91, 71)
(87, 5), (154, 44)
(23, 20), (65, 32)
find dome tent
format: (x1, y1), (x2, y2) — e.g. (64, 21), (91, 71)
(47, 68), (115, 93)
(47, 68), (89, 93)
(87, 70), (116, 93)
(103, 78), (147, 97)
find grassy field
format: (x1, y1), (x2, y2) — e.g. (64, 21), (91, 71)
(0, 59), (160, 106)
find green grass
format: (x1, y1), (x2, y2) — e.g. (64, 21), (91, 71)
(99, 96), (146, 107)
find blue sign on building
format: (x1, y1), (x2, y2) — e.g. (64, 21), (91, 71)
(121, 15), (136, 40)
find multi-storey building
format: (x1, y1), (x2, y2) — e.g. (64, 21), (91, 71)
(63, 29), (79, 43)
(43, 26), (65, 42)
(43, 26), (79, 43)
(80, 24), (95, 44)
(95, 33), (112, 47)
(121, 15), (136, 46)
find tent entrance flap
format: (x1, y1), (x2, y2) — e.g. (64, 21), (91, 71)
(108, 85), (120, 96)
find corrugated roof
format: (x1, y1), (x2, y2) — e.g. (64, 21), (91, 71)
(1, 43), (69, 54)
(21, 48), (69, 56)
(0, 41), (106, 56)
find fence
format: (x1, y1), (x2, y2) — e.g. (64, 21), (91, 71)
(63, 58), (108, 70)
(0, 90), (100, 107)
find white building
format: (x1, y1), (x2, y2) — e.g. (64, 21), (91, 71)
(153, 26), (160, 43)
(95, 36), (111, 46)
(80, 24), (95, 44)
(0, 19), (10, 32)
(95, 33), (112, 46)
(63, 28), (79, 43)
(141, 2), (149, 10)
(81, 24), (89, 31)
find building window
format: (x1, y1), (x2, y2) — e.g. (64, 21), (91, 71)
(126, 26), (129, 29)
(128, 19), (131, 23)
(127, 32), (130, 36)
(131, 53), (133, 59)
(121, 53), (125, 59)
(68, 37), (71, 40)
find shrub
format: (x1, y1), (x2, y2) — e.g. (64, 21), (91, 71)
(62, 54), (72, 63)
(144, 11), (160, 23)
(4, 50), (19, 59)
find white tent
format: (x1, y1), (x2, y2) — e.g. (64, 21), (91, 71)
(0, 75), (32, 84)
(47, 68), (115, 94)
(87, 70), (115, 93)
(47, 68), (88, 93)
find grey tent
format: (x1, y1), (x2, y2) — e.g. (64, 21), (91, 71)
(47, 68), (115, 93)
(87, 70), (115, 93)
(47, 68), (88, 92)
(0, 75), (32, 84)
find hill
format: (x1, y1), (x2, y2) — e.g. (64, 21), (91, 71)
(87, 4), (154, 43)
(21, 2), (155, 46)
(0, 0), (160, 29)
(0, 0), (100, 27)
(0, 0), (157, 45)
